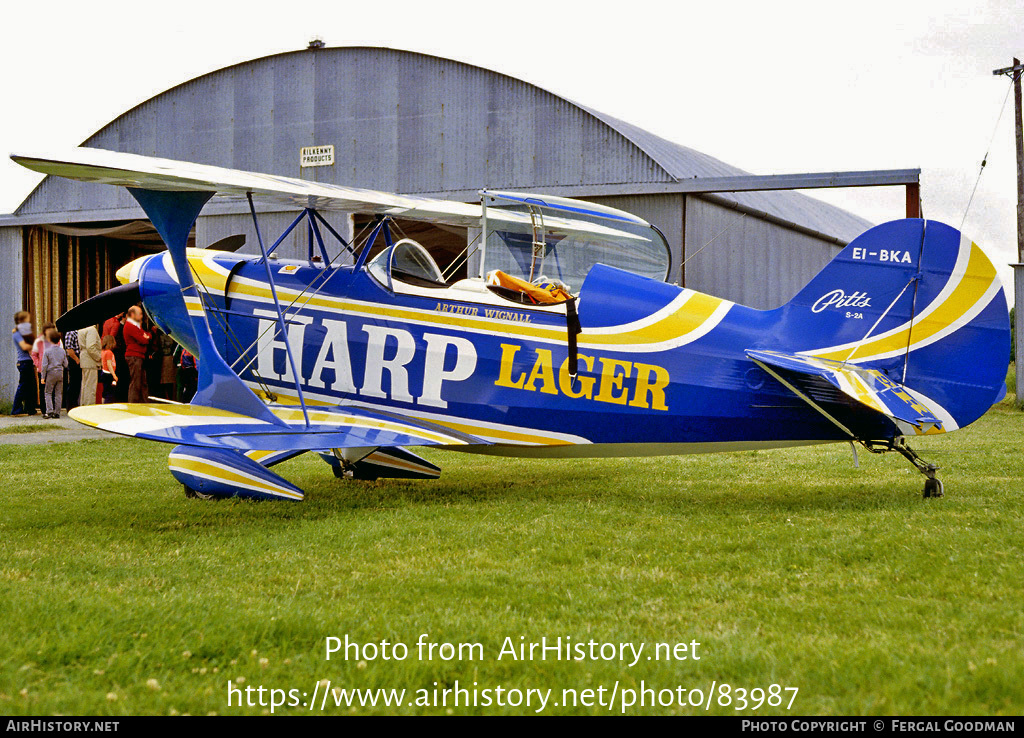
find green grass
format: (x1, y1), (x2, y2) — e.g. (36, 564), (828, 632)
(1, 403), (1022, 716)
(0, 423), (65, 435)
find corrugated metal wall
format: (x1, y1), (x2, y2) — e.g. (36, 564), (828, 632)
(685, 196), (841, 309)
(1, 226), (24, 404)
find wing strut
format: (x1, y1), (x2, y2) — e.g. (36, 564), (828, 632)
(246, 193), (311, 427)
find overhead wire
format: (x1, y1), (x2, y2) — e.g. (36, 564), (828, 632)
(960, 67), (1020, 229)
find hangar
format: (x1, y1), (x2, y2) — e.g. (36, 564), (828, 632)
(0, 45), (920, 400)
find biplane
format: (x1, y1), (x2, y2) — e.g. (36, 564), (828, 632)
(12, 148), (1010, 501)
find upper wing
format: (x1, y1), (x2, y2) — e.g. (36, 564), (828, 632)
(11, 148), (649, 241)
(69, 402), (487, 451)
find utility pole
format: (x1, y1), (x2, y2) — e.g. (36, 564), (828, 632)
(993, 58), (1024, 405)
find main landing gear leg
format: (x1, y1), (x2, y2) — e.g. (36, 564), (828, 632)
(892, 437), (943, 498)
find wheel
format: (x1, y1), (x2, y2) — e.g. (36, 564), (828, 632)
(332, 466), (357, 480)
(923, 478), (944, 498)
(183, 485), (214, 500)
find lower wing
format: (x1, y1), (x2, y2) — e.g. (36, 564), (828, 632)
(69, 402), (487, 451)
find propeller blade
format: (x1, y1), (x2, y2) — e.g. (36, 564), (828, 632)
(56, 281), (141, 333)
(207, 234), (246, 252)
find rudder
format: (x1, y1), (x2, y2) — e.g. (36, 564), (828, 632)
(764, 219), (1009, 431)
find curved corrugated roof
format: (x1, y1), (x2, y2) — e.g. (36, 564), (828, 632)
(11, 46), (871, 241)
(581, 106), (872, 241)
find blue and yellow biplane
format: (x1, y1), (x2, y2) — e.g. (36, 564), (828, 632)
(13, 148), (1010, 500)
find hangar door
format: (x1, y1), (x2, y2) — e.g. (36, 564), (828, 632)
(22, 222), (180, 327)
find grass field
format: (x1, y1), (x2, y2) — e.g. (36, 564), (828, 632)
(1, 395), (1022, 716)
(0, 424), (65, 435)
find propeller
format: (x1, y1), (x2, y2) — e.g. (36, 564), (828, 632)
(56, 281), (141, 333)
(207, 234), (246, 252)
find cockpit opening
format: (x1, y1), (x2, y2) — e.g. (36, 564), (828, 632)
(368, 238), (448, 289)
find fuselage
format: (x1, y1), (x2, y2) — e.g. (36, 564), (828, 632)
(132, 249), (895, 458)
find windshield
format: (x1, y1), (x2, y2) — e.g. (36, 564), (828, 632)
(480, 192), (671, 292)
(368, 239), (447, 288)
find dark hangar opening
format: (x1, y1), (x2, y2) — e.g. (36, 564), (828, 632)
(21, 220), (187, 328)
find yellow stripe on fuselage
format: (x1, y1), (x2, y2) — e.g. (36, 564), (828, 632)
(364, 452), (437, 475)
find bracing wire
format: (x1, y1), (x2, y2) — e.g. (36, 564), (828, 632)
(442, 231), (483, 282)
(681, 212), (748, 267)
(230, 218), (382, 379)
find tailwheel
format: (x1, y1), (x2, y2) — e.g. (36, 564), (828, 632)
(890, 437), (943, 499)
(923, 478), (944, 499)
(865, 437), (944, 498)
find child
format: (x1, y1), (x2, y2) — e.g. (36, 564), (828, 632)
(11, 311), (36, 416)
(31, 322), (54, 368)
(100, 335), (118, 404)
(178, 348), (197, 402)
(31, 322), (55, 409)
(40, 327), (67, 419)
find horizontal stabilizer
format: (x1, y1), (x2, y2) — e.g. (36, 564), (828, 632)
(169, 445), (306, 502)
(69, 403), (486, 452)
(747, 349), (943, 433)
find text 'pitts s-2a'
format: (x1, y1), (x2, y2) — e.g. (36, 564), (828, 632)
(15, 148), (1010, 501)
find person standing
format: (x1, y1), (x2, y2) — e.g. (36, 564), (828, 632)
(178, 348), (198, 402)
(40, 327), (67, 419)
(78, 323), (102, 406)
(63, 328), (81, 411)
(103, 313), (129, 402)
(11, 311), (36, 416)
(101, 313), (122, 341)
(123, 306), (152, 403)
(30, 322), (55, 409)
(159, 333), (177, 399)
(99, 335), (119, 403)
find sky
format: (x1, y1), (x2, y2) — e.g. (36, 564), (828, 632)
(1, 0), (1021, 288)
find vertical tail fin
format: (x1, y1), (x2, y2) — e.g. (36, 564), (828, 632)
(766, 219), (1009, 430)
